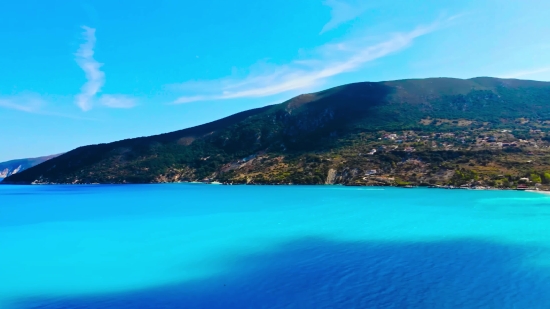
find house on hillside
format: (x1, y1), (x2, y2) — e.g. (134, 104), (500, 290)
(242, 154), (256, 162)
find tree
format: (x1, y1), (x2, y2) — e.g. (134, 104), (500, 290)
(531, 173), (542, 183)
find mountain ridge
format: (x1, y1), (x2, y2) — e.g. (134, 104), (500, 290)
(4, 77), (550, 188)
(0, 154), (61, 179)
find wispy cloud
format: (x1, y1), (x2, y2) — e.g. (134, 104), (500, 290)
(74, 26), (136, 111)
(321, 0), (369, 34)
(0, 96), (44, 113)
(99, 95), (136, 108)
(75, 26), (105, 111)
(501, 66), (550, 79)
(173, 21), (442, 105)
(0, 95), (99, 120)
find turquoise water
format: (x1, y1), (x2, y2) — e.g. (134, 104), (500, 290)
(1, 185), (550, 308)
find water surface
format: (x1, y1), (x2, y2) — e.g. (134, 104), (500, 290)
(1, 185), (550, 308)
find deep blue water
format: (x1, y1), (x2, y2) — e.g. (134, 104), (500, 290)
(1, 185), (550, 308)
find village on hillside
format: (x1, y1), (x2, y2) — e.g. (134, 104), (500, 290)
(217, 118), (550, 190)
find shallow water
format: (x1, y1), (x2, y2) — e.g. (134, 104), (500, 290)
(1, 185), (550, 308)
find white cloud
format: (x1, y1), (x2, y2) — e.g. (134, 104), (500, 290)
(501, 67), (550, 79)
(75, 26), (105, 111)
(74, 26), (136, 111)
(321, 0), (370, 34)
(0, 96), (100, 120)
(99, 95), (136, 108)
(0, 96), (44, 113)
(173, 22), (439, 105)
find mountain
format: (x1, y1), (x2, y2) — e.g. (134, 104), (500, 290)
(0, 154), (61, 179)
(4, 77), (550, 188)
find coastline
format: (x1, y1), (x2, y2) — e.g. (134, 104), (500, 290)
(526, 189), (550, 195)
(1, 179), (547, 193)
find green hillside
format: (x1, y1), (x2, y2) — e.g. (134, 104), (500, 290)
(4, 77), (550, 187)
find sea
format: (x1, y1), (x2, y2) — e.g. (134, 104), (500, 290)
(1, 184), (550, 308)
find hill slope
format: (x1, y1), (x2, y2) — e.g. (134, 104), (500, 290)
(0, 154), (61, 179)
(4, 77), (550, 187)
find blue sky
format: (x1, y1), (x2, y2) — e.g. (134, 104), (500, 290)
(1, 0), (550, 161)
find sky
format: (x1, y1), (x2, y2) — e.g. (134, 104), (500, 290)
(1, 0), (550, 162)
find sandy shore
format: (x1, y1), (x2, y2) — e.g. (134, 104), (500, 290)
(526, 190), (550, 195)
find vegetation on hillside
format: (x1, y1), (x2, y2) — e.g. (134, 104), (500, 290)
(4, 77), (550, 188)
